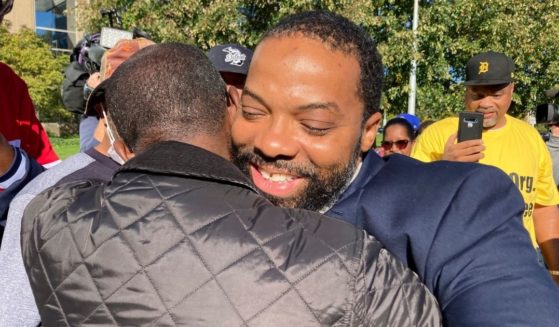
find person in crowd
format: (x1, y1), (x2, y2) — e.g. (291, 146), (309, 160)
(381, 117), (417, 156)
(61, 33), (103, 152)
(417, 119), (435, 136)
(0, 37), (153, 327)
(230, 10), (559, 326)
(0, 0), (59, 242)
(208, 43), (252, 117)
(412, 51), (559, 285)
(21, 43), (441, 326)
(208, 43), (252, 97)
(397, 113), (421, 132)
(546, 122), (559, 189)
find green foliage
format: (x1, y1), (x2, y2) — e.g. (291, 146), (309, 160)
(49, 135), (80, 160)
(0, 25), (71, 122)
(78, 0), (559, 121)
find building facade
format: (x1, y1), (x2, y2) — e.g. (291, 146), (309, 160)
(4, 0), (82, 53)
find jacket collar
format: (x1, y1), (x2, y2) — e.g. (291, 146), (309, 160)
(116, 141), (258, 193)
(333, 151), (385, 203)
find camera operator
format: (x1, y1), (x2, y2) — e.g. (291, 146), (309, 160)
(62, 9), (150, 153)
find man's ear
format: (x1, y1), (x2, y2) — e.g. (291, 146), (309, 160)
(360, 112), (382, 152)
(114, 140), (135, 161)
(226, 85), (241, 124)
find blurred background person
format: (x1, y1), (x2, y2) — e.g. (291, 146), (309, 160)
(546, 122), (559, 190)
(0, 37), (154, 327)
(207, 43), (252, 93)
(417, 119), (435, 137)
(0, 0), (59, 243)
(381, 117), (417, 157)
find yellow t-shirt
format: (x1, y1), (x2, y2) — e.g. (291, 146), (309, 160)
(412, 114), (559, 247)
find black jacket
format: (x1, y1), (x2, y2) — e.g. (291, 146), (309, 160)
(22, 141), (441, 326)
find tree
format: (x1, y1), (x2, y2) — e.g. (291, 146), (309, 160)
(0, 25), (70, 122)
(77, 0), (559, 121)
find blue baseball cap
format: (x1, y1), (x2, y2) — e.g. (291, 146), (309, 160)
(397, 113), (421, 131)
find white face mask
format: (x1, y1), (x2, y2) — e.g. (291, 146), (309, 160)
(102, 110), (126, 165)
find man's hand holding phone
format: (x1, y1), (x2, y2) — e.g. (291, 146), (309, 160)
(442, 133), (485, 162)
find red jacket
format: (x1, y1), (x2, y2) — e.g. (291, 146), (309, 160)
(0, 62), (58, 166)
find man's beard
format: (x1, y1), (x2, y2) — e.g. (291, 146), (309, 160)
(232, 142), (361, 211)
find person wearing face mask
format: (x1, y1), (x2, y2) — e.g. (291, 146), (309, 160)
(0, 37), (154, 327)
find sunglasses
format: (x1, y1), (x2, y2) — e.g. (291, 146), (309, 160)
(381, 139), (410, 151)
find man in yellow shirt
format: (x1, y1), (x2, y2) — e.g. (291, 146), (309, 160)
(413, 51), (559, 284)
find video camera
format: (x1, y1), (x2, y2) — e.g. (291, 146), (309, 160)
(535, 103), (559, 125)
(62, 8), (151, 115)
(535, 87), (559, 125)
(75, 9), (151, 75)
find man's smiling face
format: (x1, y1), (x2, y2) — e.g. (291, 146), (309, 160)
(231, 35), (379, 210)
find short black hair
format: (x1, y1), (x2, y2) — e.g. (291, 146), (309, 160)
(383, 117), (416, 141)
(105, 43), (227, 152)
(261, 10), (383, 119)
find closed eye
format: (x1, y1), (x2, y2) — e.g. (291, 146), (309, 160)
(302, 123), (332, 136)
(241, 107), (265, 120)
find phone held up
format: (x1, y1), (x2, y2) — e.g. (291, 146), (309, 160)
(457, 112), (483, 143)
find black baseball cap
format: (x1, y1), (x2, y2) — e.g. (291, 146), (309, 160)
(207, 44), (253, 76)
(464, 51), (515, 86)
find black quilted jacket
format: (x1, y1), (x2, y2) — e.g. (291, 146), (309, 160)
(21, 141), (441, 326)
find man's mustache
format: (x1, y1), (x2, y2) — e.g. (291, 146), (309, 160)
(234, 148), (316, 178)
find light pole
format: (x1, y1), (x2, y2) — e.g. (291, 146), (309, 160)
(407, 0), (419, 115)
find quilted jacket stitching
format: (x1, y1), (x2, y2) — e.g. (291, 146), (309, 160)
(148, 222), (306, 324)
(65, 216), (121, 326)
(117, 227), (180, 327)
(34, 193), (83, 327)
(42, 186), (233, 299)
(36, 231), (72, 326)
(227, 205), (359, 324)
(74, 202), (298, 324)
(35, 169), (377, 326)
(345, 231), (366, 326)
(302, 221), (356, 278)
(401, 284), (414, 327)
(148, 175), (249, 325)
(245, 241), (357, 324)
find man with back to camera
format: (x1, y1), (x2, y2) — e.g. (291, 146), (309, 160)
(21, 43), (441, 326)
(412, 51), (559, 285)
(230, 10), (559, 326)
(0, 0), (59, 242)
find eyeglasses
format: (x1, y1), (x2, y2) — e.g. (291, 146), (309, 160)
(381, 139), (410, 151)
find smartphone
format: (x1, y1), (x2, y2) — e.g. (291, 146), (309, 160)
(457, 112), (483, 142)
